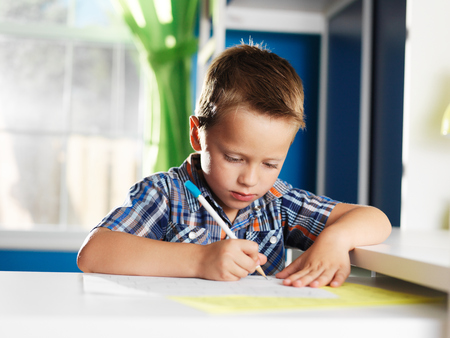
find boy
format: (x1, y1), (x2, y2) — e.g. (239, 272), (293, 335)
(77, 43), (391, 288)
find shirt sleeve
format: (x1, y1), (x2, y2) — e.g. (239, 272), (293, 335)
(94, 177), (170, 240)
(281, 189), (338, 251)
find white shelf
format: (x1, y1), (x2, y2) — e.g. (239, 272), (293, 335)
(226, 6), (326, 34)
(0, 230), (88, 251)
(350, 227), (450, 292)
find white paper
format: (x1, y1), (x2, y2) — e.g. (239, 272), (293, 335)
(83, 274), (338, 298)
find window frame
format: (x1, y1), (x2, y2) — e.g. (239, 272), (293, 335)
(0, 6), (144, 250)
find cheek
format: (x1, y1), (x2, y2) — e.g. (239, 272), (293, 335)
(208, 158), (229, 180)
(203, 156), (233, 185)
(200, 152), (212, 174)
(261, 165), (283, 187)
(264, 171), (280, 187)
(201, 153), (230, 185)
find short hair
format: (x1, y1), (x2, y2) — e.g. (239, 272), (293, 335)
(196, 43), (305, 131)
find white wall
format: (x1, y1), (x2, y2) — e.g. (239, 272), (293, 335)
(402, 0), (450, 230)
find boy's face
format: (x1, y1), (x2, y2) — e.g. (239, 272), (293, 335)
(190, 107), (297, 222)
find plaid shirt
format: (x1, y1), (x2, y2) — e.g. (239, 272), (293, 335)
(96, 154), (338, 275)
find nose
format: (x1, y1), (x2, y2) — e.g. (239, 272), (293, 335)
(238, 164), (259, 187)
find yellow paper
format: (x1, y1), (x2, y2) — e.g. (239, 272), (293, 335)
(169, 282), (445, 314)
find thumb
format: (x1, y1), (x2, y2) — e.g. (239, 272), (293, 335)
(257, 253), (267, 266)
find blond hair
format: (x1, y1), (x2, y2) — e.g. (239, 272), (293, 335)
(196, 43), (305, 131)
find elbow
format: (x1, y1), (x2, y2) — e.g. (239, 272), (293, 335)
(77, 246), (94, 273)
(378, 208), (393, 240)
(77, 230), (101, 273)
(77, 227), (112, 273)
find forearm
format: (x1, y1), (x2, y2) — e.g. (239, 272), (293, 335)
(77, 228), (203, 277)
(320, 203), (392, 251)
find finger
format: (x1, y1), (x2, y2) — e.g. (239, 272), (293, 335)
(329, 269), (350, 288)
(286, 265), (330, 287)
(239, 240), (268, 272)
(235, 253), (261, 274)
(291, 271), (322, 288)
(229, 265), (253, 279)
(215, 259), (251, 281)
(298, 266), (350, 288)
(281, 266), (315, 287)
(210, 242), (254, 280)
(223, 241), (261, 275)
(307, 269), (337, 288)
(240, 240), (261, 260)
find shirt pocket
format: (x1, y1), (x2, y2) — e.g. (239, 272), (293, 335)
(245, 227), (285, 275)
(165, 222), (211, 245)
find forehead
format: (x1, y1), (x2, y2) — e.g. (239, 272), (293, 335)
(205, 107), (297, 157)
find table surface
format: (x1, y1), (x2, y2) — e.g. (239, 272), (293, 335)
(1, 228), (449, 338)
(350, 227), (450, 292)
(0, 271), (447, 338)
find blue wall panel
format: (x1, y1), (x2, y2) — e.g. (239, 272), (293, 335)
(325, 0), (362, 203)
(0, 250), (81, 273)
(226, 31), (321, 192)
(370, 0), (406, 227)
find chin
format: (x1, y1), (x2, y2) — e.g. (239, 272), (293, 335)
(230, 199), (255, 210)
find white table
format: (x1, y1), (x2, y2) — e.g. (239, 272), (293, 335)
(350, 227), (450, 338)
(0, 228), (448, 338)
(350, 227), (450, 292)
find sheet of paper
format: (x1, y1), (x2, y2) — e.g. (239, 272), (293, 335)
(171, 282), (445, 314)
(83, 274), (337, 298)
(83, 274), (445, 315)
(83, 274), (158, 296)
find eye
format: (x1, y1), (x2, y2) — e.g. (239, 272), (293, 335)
(224, 154), (241, 163)
(264, 162), (279, 169)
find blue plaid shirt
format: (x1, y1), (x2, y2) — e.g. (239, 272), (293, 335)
(96, 154), (338, 275)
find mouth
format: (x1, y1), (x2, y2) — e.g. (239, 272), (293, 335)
(230, 191), (256, 202)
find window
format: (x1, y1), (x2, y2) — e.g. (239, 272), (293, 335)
(0, 0), (144, 234)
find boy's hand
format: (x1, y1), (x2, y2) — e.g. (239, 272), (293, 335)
(198, 239), (267, 281)
(275, 203), (391, 288)
(275, 241), (351, 288)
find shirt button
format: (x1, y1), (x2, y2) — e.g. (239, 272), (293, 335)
(253, 205), (262, 211)
(188, 231), (196, 240)
(269, 236), (277, 244)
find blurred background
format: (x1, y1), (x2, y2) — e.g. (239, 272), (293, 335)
(0, 0), (449, 272)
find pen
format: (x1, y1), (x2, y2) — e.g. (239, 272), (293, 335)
(184, 180), (268, 279)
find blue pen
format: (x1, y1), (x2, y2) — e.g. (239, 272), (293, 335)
(184, 180), (267, 279)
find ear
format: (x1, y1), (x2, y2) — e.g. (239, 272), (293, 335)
(189, 116), (202, 151)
